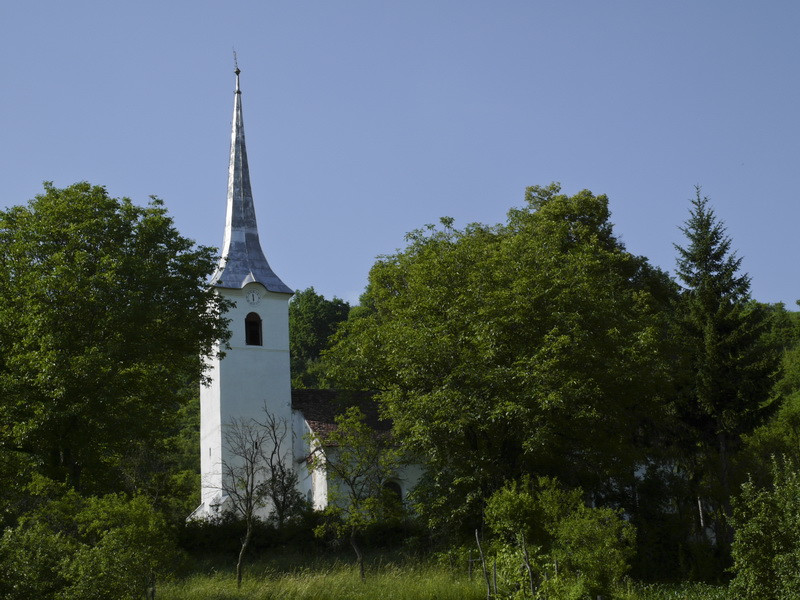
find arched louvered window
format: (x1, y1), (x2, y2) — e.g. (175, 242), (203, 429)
(383, 480), (402, 502)
(245, 312), (262, 346)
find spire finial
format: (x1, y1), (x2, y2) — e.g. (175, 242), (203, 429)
(233, 50), (241, 92)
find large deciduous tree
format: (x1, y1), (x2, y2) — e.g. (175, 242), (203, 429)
(0, 182), (230, 493)
(322, 184), (676, 531)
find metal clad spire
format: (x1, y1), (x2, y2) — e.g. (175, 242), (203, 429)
(210, 66), (292, 294)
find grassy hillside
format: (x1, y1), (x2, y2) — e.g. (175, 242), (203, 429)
(159, 551), (728, 600)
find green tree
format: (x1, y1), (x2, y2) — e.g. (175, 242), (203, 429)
(114, 392), (202, 524)
(308, 406), (405, 580)
(0, 182), (230, 494)
(289, 287), (349, 388)
(673, 188), (777, 553)
(323, 184), (676, 532)
(740, 304), (800, 488)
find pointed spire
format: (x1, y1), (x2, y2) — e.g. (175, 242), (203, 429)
(210, 66), (292, 294)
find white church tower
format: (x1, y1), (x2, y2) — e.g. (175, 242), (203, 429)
(193, 66), (294, 518)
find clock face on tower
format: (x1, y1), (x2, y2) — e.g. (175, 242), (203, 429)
(245, 290), (262, 306)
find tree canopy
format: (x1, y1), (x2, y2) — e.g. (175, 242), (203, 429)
(0, 182), (230, 493)
(674, 189), (776, 439)
(308, 406), (405, 580)
(289, 287), (349, 388)
(322, 184), (677, 530)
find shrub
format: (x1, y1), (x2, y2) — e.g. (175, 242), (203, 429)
(0, 522), (75, 600)
(729, 458), (800, 599)
(485, 476), (635, 599)
(0, 488), (179, 600)
(551, 505), (636, 598)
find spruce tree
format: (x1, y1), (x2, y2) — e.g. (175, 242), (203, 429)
(674, 187), (777, 555)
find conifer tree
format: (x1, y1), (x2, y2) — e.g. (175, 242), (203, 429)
(674, 188), (777, 552)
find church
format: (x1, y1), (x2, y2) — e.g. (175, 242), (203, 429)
(190, 69), (419, 520)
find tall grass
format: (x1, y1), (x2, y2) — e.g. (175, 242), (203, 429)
(163, 572), (730, 600)
(633, 582), (729, 600)
(161, 556), (484, 600)
(160, 550), (729, 600)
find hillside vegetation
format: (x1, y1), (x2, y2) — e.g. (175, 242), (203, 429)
(1, 182), (799, 599)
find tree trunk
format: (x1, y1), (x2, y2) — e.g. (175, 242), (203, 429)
(492, 557), (497, 596)
(350, 528), (365, 582)
(475, 529), (491, 600)
(237, 520), (253, 589)
(697, 496), (705, 531)
(145, 572), (156, 600)
(55, 445), (82, 491)
(717, 427), (734, 551)
(520, 532), (536, 598)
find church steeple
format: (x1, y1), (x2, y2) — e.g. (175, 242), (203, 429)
(210, 66), (292, 294)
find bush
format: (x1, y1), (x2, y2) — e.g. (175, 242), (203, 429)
(0, 488), (179, 600)
(551, 505), (636, 598)
(485, 476), (635, 599)
(729, 458), (800, 599)
(180, 506), (324, 556)
(0, 522), (75, 600)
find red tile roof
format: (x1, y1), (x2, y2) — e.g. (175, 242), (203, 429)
(291, 389), (391, 437)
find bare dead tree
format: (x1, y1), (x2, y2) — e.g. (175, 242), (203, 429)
(219, 405), (303, 588)
(254, 407), (304, 528)
(221, 416), (271, 589)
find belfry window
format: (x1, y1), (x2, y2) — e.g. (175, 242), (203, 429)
(383, 480), (402, 502)
(245, 312), (262, 346)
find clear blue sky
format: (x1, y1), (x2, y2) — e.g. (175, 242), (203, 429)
(2, 1), (799, 305)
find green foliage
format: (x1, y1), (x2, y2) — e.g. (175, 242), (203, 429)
(486, 477), (636, 599)
(0, 182), (230, 494)
(60, 494), (178, 600)
(550, 505), (636, 598)
(672, 188), (778, 559)
(776, 306), (800, 398)
(114, 393), (203, 524)
(633, 582), (727, 600)
(0, 522), (74, 600)
(0, 485), (179, 600)
(742, 393), (800, 483)
(729, 458), (800, 599)
(674, 189), (776, 438)
(484, 478), (540, 543)
(310, 407), (405, 533)
(742, 304), (800, 486)
(309, 407), (406, 577)
(0, 450), (41, 529)
(485, 476), (581, 547)
(289, 287), (349, 388)
(323, 184), (676, 531)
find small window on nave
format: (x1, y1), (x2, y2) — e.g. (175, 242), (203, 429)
(245, 312), (262, 346)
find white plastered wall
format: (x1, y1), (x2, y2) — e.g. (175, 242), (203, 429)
(197, 282), (292, 518)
